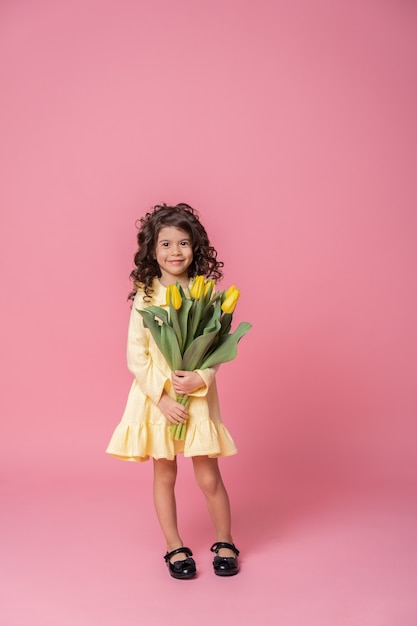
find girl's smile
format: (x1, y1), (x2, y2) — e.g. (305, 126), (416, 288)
(155, 226), (193, 286)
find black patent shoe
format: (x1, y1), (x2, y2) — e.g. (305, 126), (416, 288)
(164, 547), (196, 579)
(210, 542), (240, 576)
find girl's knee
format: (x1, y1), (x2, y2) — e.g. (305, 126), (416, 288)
(193, 459), (222, 496)
(153, 459), (177, 488)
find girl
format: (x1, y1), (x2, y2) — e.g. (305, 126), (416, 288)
(106, 203), (240, 579)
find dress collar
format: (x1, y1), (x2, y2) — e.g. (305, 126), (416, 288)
(151, 279), (167, 306)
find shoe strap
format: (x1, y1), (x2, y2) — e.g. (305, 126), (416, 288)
(210, 542), (240, 556)
(164, 547), (193, 561)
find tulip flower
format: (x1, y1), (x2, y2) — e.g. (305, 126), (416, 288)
(221, 286), (240, 314)
(166, 284), (182, 310)
(190, 275), (205, 299)
(138, 277), (251, 441)
(204, 280), (215, 298)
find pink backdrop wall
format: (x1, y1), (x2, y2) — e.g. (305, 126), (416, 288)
(1, 0), (416, 494)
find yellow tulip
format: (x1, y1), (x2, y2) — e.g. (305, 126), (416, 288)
(166, 284), (182, 310)
(190, 275), (205, 299)
(204, 280), (215, 297)
(221, 286), (240, 314)
(225, 285), (237, 299)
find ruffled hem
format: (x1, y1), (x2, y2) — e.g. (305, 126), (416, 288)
(105, 419), (237, 463)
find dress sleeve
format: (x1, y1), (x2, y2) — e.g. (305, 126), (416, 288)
(189, 366), (219, 397)
(126, 293), (170, 406)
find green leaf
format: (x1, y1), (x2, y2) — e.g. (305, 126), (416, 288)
(219, 312), (232, 336)
(201, 291), (223, 318)
(144, 306), (170, 325)
(137, 309), (164, 353)
(177, 283), (188, 300)
(160, 323), (183, 371)
(169, 303), (182, 352)
(190, 293), (206, 337)
(138, 307), (183, 371)
(195, 299), (222, 337)
(177, 298), (193, 352)
(199, 322), (252, 369)
(182, 325), (221, 371)
(202, 300), (222, 335)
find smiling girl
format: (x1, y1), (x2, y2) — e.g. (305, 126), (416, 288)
(106, 203), (241, 579)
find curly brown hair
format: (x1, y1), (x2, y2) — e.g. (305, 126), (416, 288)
(128, 203), (224, 301)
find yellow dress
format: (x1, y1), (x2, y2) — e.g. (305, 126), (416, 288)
(106, 279), (237, 462)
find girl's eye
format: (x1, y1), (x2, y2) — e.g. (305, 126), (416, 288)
(159, 240), (190, 248)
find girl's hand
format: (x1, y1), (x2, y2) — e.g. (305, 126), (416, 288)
(172, 370), (205, 395)
(158, 392), (188, 425)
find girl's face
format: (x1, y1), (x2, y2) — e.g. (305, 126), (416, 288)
(155, 226), (193, 287)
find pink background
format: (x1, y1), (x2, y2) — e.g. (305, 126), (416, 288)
(1, 1), (416, 624)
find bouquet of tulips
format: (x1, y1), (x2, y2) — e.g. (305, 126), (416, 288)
(137, 276), (251, 440)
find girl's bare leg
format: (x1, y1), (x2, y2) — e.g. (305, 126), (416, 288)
(192, 456), (237, 557)
(153, 458), (186, 562)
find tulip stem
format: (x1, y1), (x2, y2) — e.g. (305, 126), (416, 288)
(169, 394), (190, 440)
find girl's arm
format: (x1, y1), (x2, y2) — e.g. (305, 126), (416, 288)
(172, 366), (219, 396)
(126, 297), (170, 406)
